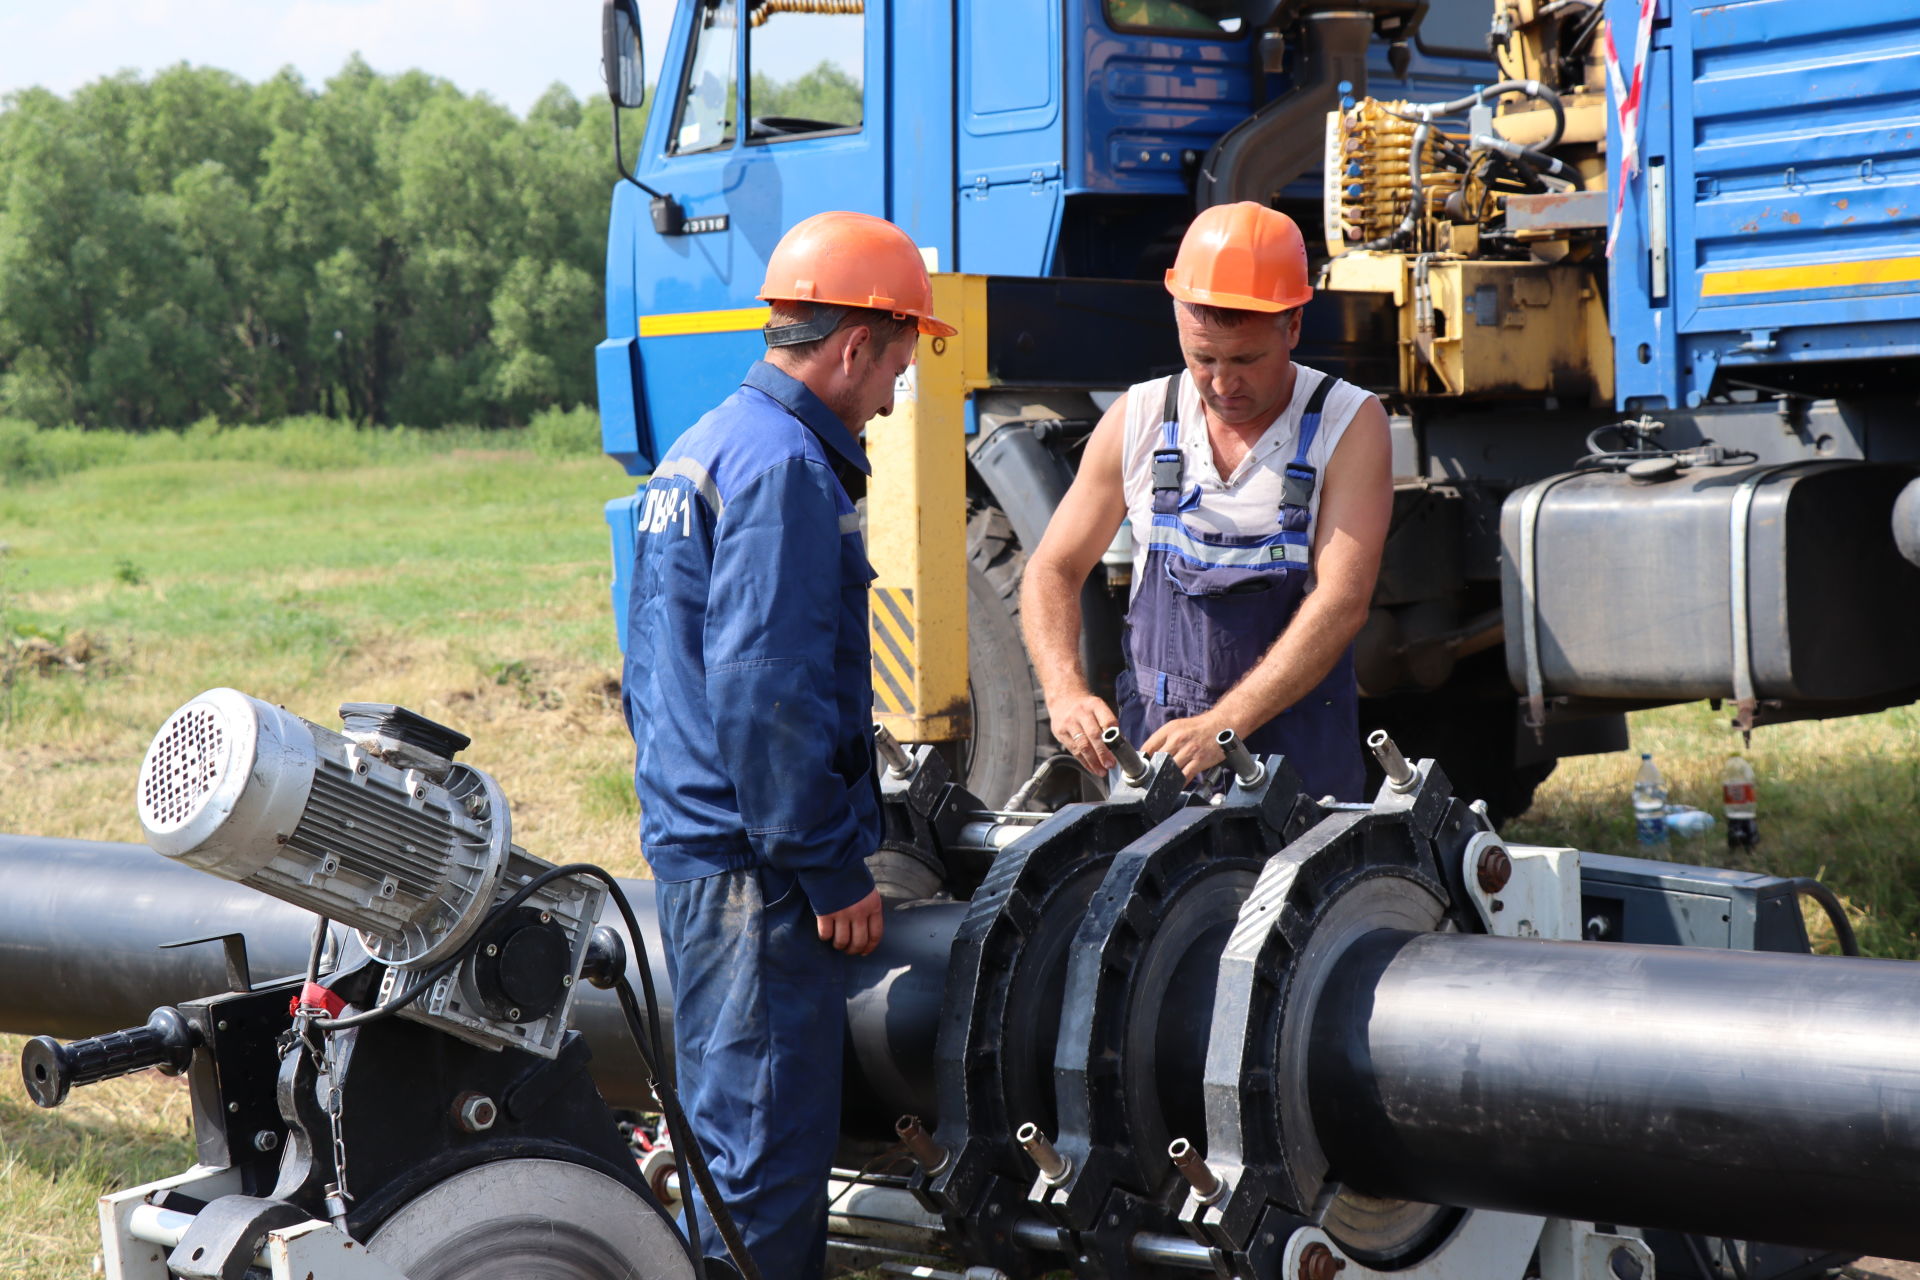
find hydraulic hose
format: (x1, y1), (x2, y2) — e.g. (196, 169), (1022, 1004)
(1472, 134), (1578, 192)
(1357, 81), (1568, 250)
(1358, 119), (1432, 251)
(1425, 80), (1567, 150)
(1784, 876), (1861, 956)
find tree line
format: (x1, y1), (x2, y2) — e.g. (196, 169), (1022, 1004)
(0, 60), (619, 431)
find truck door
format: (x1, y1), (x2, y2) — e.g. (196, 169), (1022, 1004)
(624, 0), (884, 462)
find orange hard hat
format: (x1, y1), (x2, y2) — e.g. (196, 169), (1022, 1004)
(1165, 202), (1313, 313)
(759, 211), (957, 337)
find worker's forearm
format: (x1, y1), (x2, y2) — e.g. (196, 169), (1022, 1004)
(1020, 557), (1093, 702)
(1211, 588), (1369, 736)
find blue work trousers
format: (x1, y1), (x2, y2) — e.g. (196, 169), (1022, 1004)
(657, 868), (847, 1280)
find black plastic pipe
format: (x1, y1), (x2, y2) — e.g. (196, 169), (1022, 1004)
(14, 837), (1920, 1258)
(0, 837), (958, 1124)
(1310, 929), (1920, 1259)
(0, 835), (327, 1035)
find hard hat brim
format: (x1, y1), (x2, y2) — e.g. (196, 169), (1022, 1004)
(1165, 273), (1313, 313)
(753, 291), (958, 340)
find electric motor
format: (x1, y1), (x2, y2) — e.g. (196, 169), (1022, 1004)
(138, 687), (509, 966)
(136, 688), (601, 1055)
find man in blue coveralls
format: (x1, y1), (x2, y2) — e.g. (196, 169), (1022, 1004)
(622, 210), (955, 1279)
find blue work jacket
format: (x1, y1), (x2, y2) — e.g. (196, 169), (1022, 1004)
(622, 361), (880, 916)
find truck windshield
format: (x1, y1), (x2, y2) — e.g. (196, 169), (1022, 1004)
(1104, 0), (1242, 37)
(670, 0), (739, 155)
(748, 0), (864, 140)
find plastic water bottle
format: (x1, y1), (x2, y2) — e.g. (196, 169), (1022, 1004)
(1723, 754), (1758, 851)
(1632, 753), (1668, 847)
(1663, 804), (1716, 838)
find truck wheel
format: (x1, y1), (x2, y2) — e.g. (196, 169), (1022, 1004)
(961, 505), (1051, 807)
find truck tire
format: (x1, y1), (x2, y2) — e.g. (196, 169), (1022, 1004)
(961, 505), (1051, 807)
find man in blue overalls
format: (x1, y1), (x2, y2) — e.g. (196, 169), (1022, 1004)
(622, 211), (954, 1279)
(1022, 202), (1392, 799)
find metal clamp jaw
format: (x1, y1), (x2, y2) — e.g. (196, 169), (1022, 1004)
(1461, 832), (1582, 941)
(1277, 1216), (1654, 1280)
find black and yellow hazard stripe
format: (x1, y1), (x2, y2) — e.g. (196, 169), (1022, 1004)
(870, 586), (917, 716)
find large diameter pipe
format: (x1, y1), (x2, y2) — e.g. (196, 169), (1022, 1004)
(19, 837), (1920, 1258)
(1310, 930), (1920, 1258)
(0, 837), (958, 1124)
(0, 835), (328, 1036)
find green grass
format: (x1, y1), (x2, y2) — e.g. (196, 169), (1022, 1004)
(1, 421), (1917, 1274)
(0, 1040), (195, 1279)
(0, 424), (645, 853)
(1, 425), (651, 1275)
(0, 415), (525, 486)
(1506, 701), (1920, 958)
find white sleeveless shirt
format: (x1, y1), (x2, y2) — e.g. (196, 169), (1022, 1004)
(1120, 363), (1372, 596)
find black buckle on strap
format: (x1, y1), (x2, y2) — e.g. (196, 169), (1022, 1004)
(1282, 464), (1317, 509)
(1152, 449), (1184, 493)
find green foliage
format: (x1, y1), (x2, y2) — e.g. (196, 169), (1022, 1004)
(584, 765), (640, 822)
(0, 419), (120, 484)
(0, 415), (526, 483)
(0, 62), (626, 432)
(0, 544), (18, 727)
(750, 61), (862, 127)
(528, 405), (603, 459)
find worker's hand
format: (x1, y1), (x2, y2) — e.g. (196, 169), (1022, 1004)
(817, 889), (885, 956)
(1046, 692), (1119, 775)
(1142, 712), (1229, 782)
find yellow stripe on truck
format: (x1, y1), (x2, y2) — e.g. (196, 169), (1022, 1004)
(637, 306), (773, 338)
(1701, 254), (1920, 297)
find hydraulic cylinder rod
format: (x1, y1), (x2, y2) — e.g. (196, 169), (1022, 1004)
(1310, 929), (1920, 1257)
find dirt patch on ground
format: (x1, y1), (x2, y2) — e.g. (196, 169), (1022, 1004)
(1853, 1262), (1920, 1280)
(7, 629), (111, 677)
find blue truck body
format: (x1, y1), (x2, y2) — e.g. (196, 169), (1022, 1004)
(1608, 0), (1920, 412)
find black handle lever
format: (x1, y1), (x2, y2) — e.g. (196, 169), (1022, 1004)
(21, 1006), (197, 1108)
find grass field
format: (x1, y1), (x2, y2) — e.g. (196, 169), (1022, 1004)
(1, 426), (1916, 1273)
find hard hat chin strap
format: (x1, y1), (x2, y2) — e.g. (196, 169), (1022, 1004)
(763, 303), (851, 348)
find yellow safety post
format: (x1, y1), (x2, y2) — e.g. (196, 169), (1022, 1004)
(864, 273), (986, 744)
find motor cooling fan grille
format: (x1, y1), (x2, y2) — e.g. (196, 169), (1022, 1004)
(140, 704), (230, 828)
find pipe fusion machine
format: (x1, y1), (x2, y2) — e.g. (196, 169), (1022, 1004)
(10, 689), (1920, 1280)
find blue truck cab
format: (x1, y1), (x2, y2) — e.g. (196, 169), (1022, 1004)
(597, 0), (1490, 475)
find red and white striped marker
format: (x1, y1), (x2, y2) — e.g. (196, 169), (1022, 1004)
(1605, 0), (1659, 256)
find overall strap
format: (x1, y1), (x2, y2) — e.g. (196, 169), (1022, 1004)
(1281, 374), (1342, 511)
(1151, 372), (1185, 498)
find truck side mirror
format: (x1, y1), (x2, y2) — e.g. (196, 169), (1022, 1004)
(602, 0), (647, 110)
